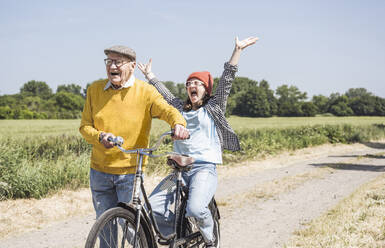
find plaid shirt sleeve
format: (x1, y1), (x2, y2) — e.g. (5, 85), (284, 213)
(205, 62), (240, 152)
(148, 77), (184, 111)
(213, 62), (238, 113)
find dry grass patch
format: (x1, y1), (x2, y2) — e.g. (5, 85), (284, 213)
(217, 167), (333, 208)
(0, 175), (162, 239)
(0, 188), (92, 239)
(285, 173), (385, 248)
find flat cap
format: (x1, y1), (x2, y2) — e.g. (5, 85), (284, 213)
(104, 45), (136, 61)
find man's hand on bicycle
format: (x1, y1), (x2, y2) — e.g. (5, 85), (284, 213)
(99, 132), (116, 148)
(173, 124), (190, 140)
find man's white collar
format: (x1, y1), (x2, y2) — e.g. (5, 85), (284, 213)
(104, 74), (135, 90)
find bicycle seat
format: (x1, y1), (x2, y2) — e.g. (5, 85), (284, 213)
(167, 154), (194, 171)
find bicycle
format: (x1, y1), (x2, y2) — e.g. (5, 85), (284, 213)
(85, 130), (221, 248)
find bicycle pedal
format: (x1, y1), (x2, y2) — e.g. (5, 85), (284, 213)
(157, 238), (170, 245)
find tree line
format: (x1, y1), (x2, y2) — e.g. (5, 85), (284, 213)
(1, 77), (384, 119)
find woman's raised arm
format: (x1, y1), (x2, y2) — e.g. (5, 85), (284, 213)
(228, 36), (259, 66)
(214, 36), (259, 113)
(138, 59), (183, 110)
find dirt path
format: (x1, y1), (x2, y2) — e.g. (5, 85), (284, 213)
(1, 141), (384, 248)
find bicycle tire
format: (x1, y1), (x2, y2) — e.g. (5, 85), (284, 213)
(178, 198), (221, 248)
(85, 207), (153, 248)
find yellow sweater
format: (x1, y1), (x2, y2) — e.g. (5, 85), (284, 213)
(79, 79), (186, 174)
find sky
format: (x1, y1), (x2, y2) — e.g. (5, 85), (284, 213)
(1, 0), (384, 99)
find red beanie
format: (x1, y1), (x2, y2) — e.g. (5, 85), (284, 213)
(186, 71), (213, 96)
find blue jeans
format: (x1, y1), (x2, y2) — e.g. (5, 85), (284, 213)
(90, 168), (135, 248)
(149, 162), (217, 242)
(90, 168), (135, 218)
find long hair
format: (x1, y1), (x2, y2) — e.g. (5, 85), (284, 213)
(183, 93), (212, 111)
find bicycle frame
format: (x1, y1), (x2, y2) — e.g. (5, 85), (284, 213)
(110, 131), (202, 248)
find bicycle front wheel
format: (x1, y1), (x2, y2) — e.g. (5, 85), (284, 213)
(85, 207), (152, 248)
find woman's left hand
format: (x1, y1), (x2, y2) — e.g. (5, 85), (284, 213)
(235, 36), (259, 50)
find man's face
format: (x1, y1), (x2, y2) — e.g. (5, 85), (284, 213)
(105, 53), (136, 86)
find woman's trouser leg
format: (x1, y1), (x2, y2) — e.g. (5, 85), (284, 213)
(183, 163), (217, 242)
(148, 173), (177, 237)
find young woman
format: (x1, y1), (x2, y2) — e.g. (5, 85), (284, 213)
(138, 36), (258, 247)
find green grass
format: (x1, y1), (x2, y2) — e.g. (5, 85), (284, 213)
(227, 116), (385, 130)
(0, 119), (81, 137)
(1, 116), (383, 137)
(0, 116), (385, 200)
(0, 119), (170, 138)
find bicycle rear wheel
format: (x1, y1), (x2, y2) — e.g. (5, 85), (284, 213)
(85, 207), (152, 248)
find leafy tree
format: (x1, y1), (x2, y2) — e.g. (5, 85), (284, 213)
(301, 102), (318, 117)
(312, 95), (329, 114)
(345, 88), (372, 99)
(228, 78), (277, 117)
(57, 84), (82, 95)
(329, 95), (353, 116)
(0, 106), (12, 119)
(231, 78), (258, 116)
(22, 96), (43, 112)
(20, 80), (52, 100)
(229, 77), (255, 95)
(234, 87), (271, 117)
(41, 98), (59, 118)
(276, 85), (307, 116)
(374, 96), (385, 116)
(328, 92), (341, 105)
(54, 91), (84, 111)
(260, 80), (277, 115)
(0, 94), (19, 107)
(348, 97), (376, 116)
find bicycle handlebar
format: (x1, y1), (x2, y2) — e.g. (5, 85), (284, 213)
(107, 130), (175, 157)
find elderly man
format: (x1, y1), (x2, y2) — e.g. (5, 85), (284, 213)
(79, 45), (189, 221)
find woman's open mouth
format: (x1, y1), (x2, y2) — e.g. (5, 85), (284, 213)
(190, 90), (197, 97)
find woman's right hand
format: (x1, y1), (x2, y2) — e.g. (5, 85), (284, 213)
(138, 59), (155, 80)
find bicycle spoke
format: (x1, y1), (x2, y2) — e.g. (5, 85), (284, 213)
(91, 216), (143, 248)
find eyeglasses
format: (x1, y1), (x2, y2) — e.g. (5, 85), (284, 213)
(186, 80), (205, 87)
(104, 58), (130, 67)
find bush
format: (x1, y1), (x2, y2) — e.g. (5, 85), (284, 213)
(0, 135), (91, 200)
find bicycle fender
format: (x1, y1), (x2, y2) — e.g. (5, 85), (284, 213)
(210, 198), (221, 220)
(117, 202), (158, 248)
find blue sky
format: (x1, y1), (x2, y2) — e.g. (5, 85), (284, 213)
(1, 0), (384, 98)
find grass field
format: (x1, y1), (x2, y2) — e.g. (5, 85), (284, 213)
(1, 116), (384, 137)
(227, 116), (385, 130)
(0, 116), (384, 200)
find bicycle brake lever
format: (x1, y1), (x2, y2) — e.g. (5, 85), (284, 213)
(107, 136), (124, 146)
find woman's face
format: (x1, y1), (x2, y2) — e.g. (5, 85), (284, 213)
(186, 78), (207, 107)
